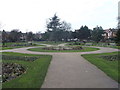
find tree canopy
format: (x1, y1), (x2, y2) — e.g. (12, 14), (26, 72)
(115, 29), (120, 46)
(91, 26), (104, 43)
(43, 14), (72, 41)
(74, 25), (91, 40)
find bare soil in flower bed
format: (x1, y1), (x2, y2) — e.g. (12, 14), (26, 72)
(2, 52), (52, 88)
(2, 55), (40, 61)
(100, 55), (119, 61)
(2, 63), (26, 83)
(42, 46), (83, 51)
(2, 54), (41, 83)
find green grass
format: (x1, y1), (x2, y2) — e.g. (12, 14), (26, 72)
(2, 52), (52, 88)
(91, 44), (120, 49)
(82, 52), (119, 83)
(1, 45), (44, 50)
(2, 42), (28, 46)
(86, 42), (120, 49)
(66, 42), (120, 49)
(1, 46), (25, 50)
(0, 42), (44, 50)
(28, 47), (99, 52)
(108, 46), (120, 49)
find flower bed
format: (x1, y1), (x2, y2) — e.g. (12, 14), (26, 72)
(2, 55), (40, 61)
(2, 63), (26, 82)
(42, 46), (83, 51)
(100, 55), (119, 61)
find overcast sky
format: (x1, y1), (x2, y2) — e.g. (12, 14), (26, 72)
(0, 0), (119, 33)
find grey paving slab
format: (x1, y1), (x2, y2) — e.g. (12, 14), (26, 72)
(41, 53), (118, 88)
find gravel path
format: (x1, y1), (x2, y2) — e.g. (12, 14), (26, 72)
(1, 44), (119, 88)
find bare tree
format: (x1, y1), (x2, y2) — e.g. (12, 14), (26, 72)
(118, 17), (120, 29)
(60, 21), (71, 31)
(118, 1), (120, 29)
(0, 23), (4, 44)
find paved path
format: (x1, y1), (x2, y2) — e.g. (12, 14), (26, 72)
(1, 45), (119, 88)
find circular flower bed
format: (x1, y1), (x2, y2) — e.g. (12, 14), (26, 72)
(100, 55), (119, 61)
(2, 63), (26, 82)
(42, 46), (83, 51)
(2, 55), (40, 61)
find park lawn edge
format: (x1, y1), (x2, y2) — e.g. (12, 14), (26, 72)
(1, 45), (44, 50)
(81, 52), (119, 83)
(2, 52), (52, 88)
(28, 47), (99, 52)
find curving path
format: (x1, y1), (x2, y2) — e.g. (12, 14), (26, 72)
(1, 44), (119, 88)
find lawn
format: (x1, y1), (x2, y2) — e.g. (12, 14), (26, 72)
(85, 42), (120, 49)
(2, 42), (28, 46)
(91, 44), (120, 49)
(1, 42), (44, 50)
(2, 46), (26, 50)
(1, 45), (44, 50)
(66, 42), (120, 49)
(28, 47), (99, 52)
(82, 52), (119, 83)
(2, 52), (52, 88)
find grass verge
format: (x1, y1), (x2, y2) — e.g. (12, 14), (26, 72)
(28, 47), (99, 52)
(66, 43), (120, 49)
(1, 45), (44, 50)
(1, 42), (44, 50)
(81, 52), (119, 83)
(2, 46), (26, 50)
(2, 52), (52, 88)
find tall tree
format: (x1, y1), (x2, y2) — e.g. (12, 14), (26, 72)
(46, 14), (60, 41)
(26, 32), (34, 41)
(115, 29), (120, 46)
(115, 17), (120, 46)
(59, 21), (72, 41)
(118, 16), (120, 29)
(45, 14), (72, 41)
(60, 21), (71, 31)
(33, 32), (42, 41)
(47, 14), (61, 32)
(2, 30), (8, 46)
(9, 29), (22, 42)
(91, 26), (104, 43)
(74, 25), (91, 40)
